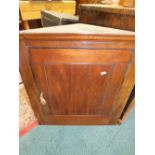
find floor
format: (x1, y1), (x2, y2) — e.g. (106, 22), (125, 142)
(19, 109), (135, 155)
(19, 84), (37, 136)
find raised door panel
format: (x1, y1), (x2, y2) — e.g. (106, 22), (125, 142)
(29, 48), (130, 121)
(31, 63), (113, 116)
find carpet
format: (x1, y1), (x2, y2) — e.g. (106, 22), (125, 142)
(19, 109), (135, 155)
(19, 84), (37, 136)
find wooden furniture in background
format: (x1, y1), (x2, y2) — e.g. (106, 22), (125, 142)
(19, 0), (76, 29)
(19, 23), (135, 125)
(75, 0), (120, 14)
(79, 4), (135, 31)
(75, 0), (88, 14)
(119, 0), (135, 7)
(19, 9), (30, 30)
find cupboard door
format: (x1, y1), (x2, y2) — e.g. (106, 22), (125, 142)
(28, 48), (130, 124)
(31, 63), (113, 115)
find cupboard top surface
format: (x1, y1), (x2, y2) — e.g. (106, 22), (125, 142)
(20, 23), (134, 35)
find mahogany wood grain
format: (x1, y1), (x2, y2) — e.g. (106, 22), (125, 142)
(45, 115), (114, 125)
(31, 63), (112, 115)
(20, 31), (134, 125)
(29, 49), (131, 63)
(19, 41), (44, 123)
(20, 33), (134, 41)
(25, 40), (134, 49)
(110, 53), (135, 121)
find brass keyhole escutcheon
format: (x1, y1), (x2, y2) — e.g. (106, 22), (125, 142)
(40, 92), (47, 106)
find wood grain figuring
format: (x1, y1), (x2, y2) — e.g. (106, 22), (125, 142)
(19, 24), (134, 125)
(32, 63), (113, 115)
(31, 63), (51, 115)
(19, 41), (44, 123)
(110, 54), (135, 121)
(103, 63), (127, 116)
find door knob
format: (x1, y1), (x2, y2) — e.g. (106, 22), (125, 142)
(100, 71), (107, 76)
(40, 92), (47, 106)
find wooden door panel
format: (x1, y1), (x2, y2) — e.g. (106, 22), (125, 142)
(30, 62), (128, 118)
(31, 63), (114, 115)
(31, 63), (51, 114)
(45, 64), (112, 115)
(102, 63), (128, 115)
(29, 47), (130, 119)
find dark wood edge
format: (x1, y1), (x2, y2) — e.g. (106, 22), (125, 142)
(118, 97), (135, 124)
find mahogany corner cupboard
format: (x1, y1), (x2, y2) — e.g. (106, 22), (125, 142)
(19, 23), (135, 125)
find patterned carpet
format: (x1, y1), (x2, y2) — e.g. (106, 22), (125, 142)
(19, 84), (37, 136)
